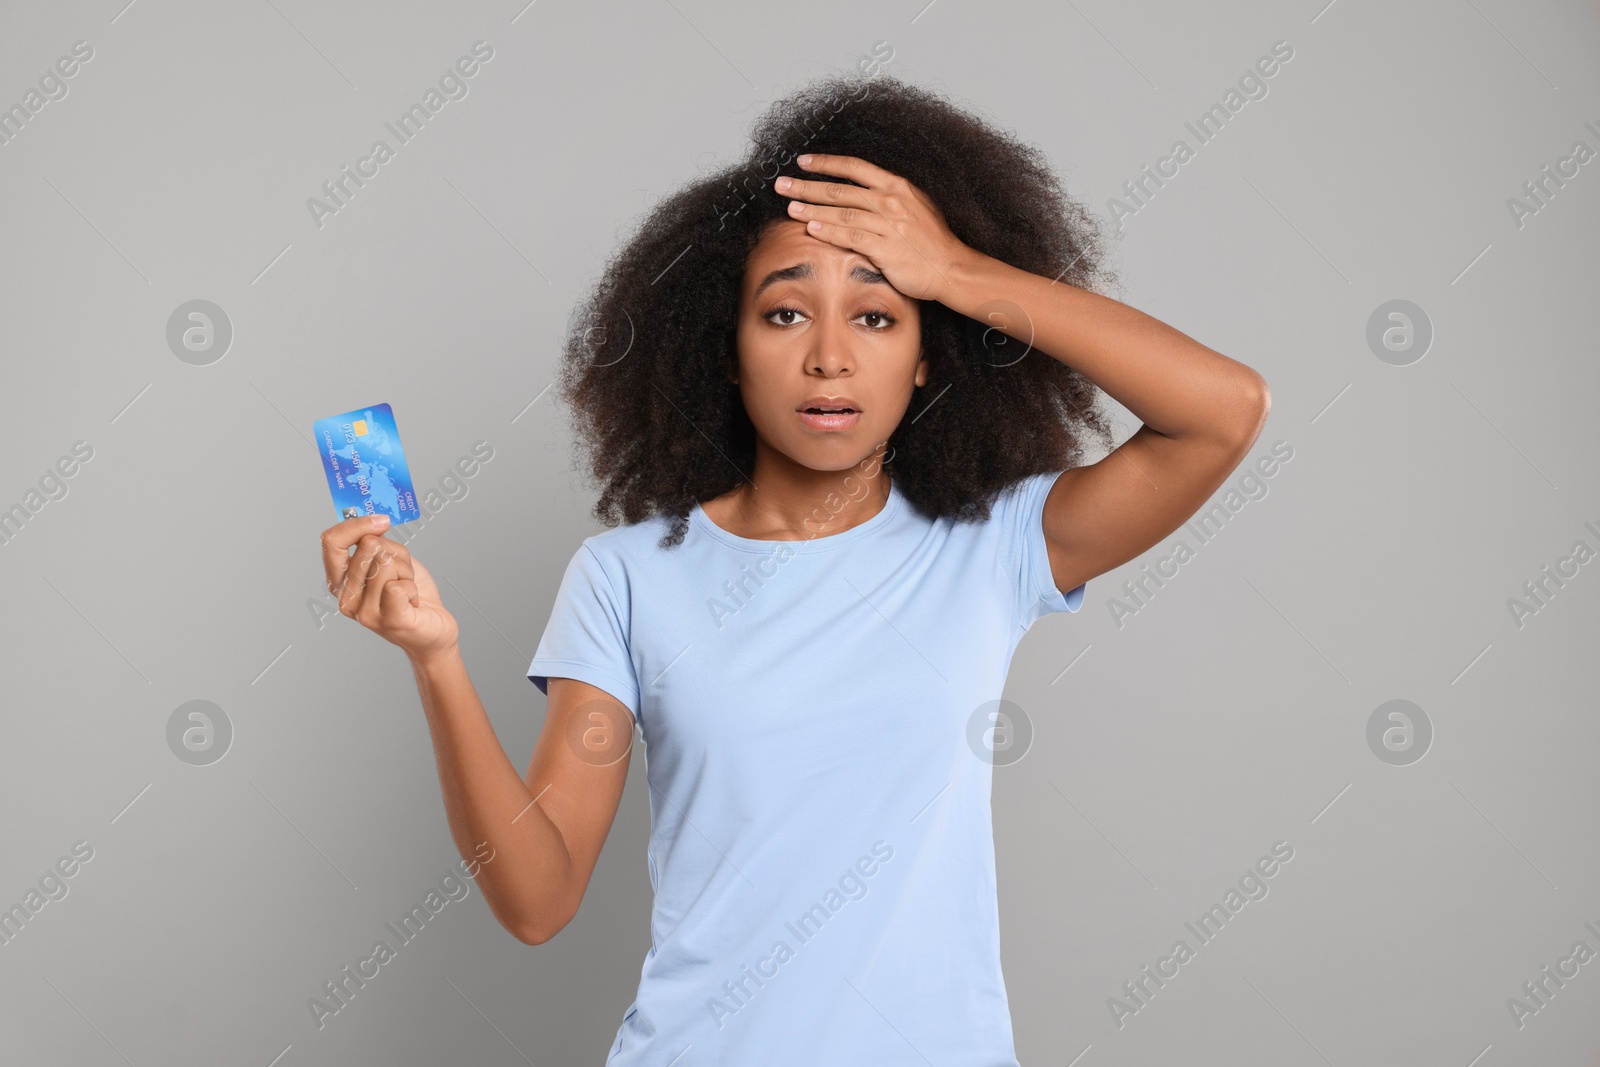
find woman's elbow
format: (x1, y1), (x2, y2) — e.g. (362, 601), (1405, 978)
(1228, 370), (1271, 445)
(509, 915), (559, 945)
(486, 895), (568, 946)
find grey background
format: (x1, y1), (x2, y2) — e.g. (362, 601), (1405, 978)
(2, 0), (1597, 1064)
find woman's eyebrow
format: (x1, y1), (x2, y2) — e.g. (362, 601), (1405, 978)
(752, 262), (888, 300)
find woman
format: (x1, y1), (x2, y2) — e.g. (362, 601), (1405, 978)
(319, 74), (1268, 1065)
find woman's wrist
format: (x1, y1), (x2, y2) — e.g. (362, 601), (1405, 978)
(408, 642), (464, 676)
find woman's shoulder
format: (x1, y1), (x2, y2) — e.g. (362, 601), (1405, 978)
(573, 508), (685, 569)
(948, 469), (1069, 527)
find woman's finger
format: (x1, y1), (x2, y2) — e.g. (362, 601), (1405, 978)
(356, 545), (407, 625)
(321, 514), (389, 597)
(794, 153), (901, 190)
(380, 578), (421, 623)
(796, 215), (883, 258)
(783, 198), (888, 237)
(774, 173), (873, 211)
(339, 533), (397, 617)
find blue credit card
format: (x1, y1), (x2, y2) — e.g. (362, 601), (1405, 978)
(311, 402), (421, 525)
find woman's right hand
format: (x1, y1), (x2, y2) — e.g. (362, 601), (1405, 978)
(319, 514), (460, 664)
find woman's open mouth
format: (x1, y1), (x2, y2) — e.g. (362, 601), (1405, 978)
(797, 406), (861, 432)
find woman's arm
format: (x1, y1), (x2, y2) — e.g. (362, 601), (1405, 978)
(938, 251), (1270, 596)
(320, 517), (631, 943)
(773, 152), (1271, 598)
(410, 652), (634, 944)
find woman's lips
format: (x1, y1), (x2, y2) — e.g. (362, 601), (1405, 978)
(797, 410), (862, 432)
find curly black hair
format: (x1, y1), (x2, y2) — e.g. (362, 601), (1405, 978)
(555, 70), (1121, 549)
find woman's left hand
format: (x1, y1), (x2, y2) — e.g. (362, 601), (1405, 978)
(774, 154), (974, 303)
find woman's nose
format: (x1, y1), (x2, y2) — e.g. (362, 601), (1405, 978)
(806, 314), (855, 376)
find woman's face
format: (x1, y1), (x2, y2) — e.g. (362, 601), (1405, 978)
(733, 219), (926, 474)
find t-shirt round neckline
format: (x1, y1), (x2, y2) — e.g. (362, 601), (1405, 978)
(690, 479), (903, 554)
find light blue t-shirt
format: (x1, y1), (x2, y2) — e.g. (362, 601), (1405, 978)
(527, 470), (1085, 1066)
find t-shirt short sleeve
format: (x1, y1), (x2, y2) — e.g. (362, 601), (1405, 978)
(526, 542), (641, 720)
(997, 470), (1085, 630)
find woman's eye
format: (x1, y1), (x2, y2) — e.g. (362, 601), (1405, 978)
(763, 305), (896, 329)
(766, 305), (805, 326)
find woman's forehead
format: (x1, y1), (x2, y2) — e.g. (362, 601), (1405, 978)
(744, 224), (887, 290)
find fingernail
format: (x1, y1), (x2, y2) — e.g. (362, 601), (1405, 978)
(373, 514), (390, 527)
(797, 154), (812, 166)
(775, 176), (792, 191)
